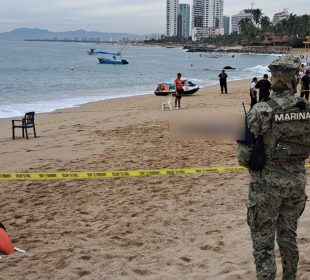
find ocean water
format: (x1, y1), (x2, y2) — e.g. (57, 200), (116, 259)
(0, 41), (279, 118)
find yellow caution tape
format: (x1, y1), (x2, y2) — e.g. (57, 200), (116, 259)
(0, 166), (247, 180)
(2, 165), (310, 181)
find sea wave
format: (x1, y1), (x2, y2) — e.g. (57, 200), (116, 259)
(0, 91), (153, 119)
(243, 64), (270, 74)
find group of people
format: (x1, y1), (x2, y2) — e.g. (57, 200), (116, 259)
(250, 67), (310, 108)
(175, 63), (310, 112)
(173, 70), (229, 109)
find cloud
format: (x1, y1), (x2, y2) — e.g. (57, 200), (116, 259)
(0, 0), (308, 34)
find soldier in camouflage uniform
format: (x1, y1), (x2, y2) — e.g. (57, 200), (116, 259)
(238, 56), (309, 279)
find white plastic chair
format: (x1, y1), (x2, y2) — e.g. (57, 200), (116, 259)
(161, 94), (173, 111)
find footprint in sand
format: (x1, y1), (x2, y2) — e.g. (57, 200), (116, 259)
(132, 268), (151, 276)
(180, 256), (192, 263)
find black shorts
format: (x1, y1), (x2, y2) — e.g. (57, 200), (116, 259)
(175, 89), (184, 98)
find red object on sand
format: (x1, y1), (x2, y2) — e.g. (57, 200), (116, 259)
(0, 228), (14, 255)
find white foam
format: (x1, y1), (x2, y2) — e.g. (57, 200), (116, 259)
(243, 64), (269, 74)
(0, 91), (153, 119)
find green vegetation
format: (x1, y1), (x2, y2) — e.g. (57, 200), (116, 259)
(273, 14), (310, 38)
(144, 34), (191, 45)
(201, 10), (310, 47)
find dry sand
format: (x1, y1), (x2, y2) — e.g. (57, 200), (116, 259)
(0, 80), (309, 280)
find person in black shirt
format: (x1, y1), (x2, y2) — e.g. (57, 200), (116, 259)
(218, 70), (228, 94)
(255, 74), (272, 100)
(300, 70), (310, 100)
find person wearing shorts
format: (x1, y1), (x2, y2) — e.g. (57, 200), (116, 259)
(174, 73), (183, 109)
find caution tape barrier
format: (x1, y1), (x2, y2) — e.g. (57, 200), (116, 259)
(2, 165), (310, 181)
(0, 166), (248, 181)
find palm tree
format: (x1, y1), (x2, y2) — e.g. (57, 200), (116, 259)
(286, 14), (298, 38)
(252, 9), (262, 28)
(260, 16), (272, 38)
(239, 18), (255, 45)
(299, 15), (310, 37)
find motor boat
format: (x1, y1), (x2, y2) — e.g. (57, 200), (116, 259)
(97, 50), (129, 65)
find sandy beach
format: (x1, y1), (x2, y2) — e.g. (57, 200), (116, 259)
(0, 79), (309, 280)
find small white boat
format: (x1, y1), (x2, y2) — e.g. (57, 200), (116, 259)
(97, 50), (128, 65)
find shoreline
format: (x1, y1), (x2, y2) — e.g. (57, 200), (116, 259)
(0, 77), (259, 120)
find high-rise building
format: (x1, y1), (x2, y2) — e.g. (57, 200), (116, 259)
(272, 9), (289, 26)
(166, 0), (179, 37)
(192, 0), (224, 41)
(223, 16), (230, 35)
(178, 4), (190, 39)
(231, 10), (253, 34)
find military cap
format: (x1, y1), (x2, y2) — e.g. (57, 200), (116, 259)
(268, 56), (300, 77)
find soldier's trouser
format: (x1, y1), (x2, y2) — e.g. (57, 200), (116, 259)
(247, 181), (307, 280)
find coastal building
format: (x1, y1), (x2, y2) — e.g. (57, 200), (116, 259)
(192, 0), (224, 41)
(304, 36), (310, 50)
(223, 16), (230, 35)
(231, 10), (253, 34)
(272, 9), (289, 26)
(178, 4), (190, 39)
(166, 0), (179, 37)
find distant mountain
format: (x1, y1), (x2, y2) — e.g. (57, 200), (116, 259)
(0, 28), (147, 41)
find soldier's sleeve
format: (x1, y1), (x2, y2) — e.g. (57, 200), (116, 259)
(247, 108), (261, 138)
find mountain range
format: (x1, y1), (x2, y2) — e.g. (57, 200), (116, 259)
(0, 28), (148, 41)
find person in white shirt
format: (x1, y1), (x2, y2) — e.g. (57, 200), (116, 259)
(250, 77), (258, 108)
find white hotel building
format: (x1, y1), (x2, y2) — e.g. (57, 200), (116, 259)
(166, 0), (223, 40)
(192, 0), (224, 40)
(166, 0), (179, 37)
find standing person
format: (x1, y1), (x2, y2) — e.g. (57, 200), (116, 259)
(300, 70), (310, 100)
(299, 64), (305, 75)
(255, 74), (271, 100)
(218, 70), (228, 94)
(174, 73), (183, 109)
(250, 77), (258, 108)
(237, 56), (309, 279)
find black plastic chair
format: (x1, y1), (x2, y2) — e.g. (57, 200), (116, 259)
(12, 112), (37, 140)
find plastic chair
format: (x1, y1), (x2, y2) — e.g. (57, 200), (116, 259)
(12, 112), (37, 140)
(162, 94), (173, 111)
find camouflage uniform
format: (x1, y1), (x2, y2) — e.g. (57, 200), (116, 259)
(239, 57), (309, 279)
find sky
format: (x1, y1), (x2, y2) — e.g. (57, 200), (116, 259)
(0, 0), (308, 34)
